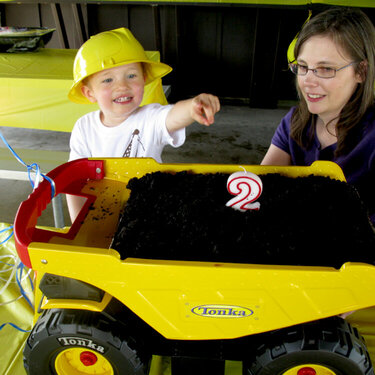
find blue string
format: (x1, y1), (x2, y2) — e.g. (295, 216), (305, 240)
(26, 266), (34, 292)
(0, 322), (31, 333)
(0, 226), (13, 245)
(0, 246), (34, 306)
(0, 131), (56, 198)
(0, 134), (37, 328)
(0, 225), (13, 234)
(16, 263), (33, 309)
(0, 260), (14, 266)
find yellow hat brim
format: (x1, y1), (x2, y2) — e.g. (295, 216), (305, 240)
(68, 59), (172, 104)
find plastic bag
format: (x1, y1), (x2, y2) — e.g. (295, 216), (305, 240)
(0, 27), (55, 52)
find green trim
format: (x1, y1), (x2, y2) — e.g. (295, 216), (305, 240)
(1, 0), (374, 6)
(83, 0), (375, 5)
(84, 0), (309, 3)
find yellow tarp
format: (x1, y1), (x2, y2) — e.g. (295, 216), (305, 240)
(0, 48), (167, 133)
(0, 222), (33, 375)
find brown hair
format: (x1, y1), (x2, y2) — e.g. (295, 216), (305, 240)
(291, 7), (375, 155)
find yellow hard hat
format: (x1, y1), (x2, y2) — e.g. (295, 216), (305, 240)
(68, 27), (172, 104)
(287, 10), (312, 64)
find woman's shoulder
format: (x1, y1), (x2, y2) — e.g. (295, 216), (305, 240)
(278, 106), (297, 125)
(276, 106), (297, 131)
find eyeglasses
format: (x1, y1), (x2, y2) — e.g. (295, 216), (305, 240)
(289, 61), (358, 79)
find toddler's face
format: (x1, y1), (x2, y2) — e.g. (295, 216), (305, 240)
(82, 62), (145, 127)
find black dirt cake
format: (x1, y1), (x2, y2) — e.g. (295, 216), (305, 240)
(112, 171), (375, 268)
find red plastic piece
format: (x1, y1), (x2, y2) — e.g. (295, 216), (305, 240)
(14, 158), (105, 268)
(297, 367), (316, 375)
(80, 351), (98, 366)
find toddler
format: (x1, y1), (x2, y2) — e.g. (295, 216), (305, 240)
(67, 27), (220, 220)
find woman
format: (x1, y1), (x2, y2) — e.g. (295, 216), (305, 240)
(262, 7), (375, 224)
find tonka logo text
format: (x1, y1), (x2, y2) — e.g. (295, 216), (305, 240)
(192, 305), (253, 318)
(58, 337), (105, 353)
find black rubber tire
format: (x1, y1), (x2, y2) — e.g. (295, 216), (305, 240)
(244, 317), (374, 375)
(23, 308), (151, 375)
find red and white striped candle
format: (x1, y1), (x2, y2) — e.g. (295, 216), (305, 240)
(226, 169), (263, 212)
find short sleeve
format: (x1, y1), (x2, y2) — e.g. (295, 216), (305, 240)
(271, 107), (295, 155)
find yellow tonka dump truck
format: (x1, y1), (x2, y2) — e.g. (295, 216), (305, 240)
(13, 158), (375, 375)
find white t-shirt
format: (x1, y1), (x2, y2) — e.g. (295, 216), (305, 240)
(69, 103), (186, 163)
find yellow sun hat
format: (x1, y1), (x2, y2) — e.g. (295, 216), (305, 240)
(68, 27), (172, 104)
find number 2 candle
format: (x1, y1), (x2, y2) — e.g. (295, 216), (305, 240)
(226, 169), (263, 212)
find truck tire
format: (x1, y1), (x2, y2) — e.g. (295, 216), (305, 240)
(23, 308), (151, 375)
(244, 317), (374, 375)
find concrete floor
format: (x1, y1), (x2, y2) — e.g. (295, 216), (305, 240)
(0, 105), (288, 227)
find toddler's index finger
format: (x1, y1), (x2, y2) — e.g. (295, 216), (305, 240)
(210, 95), (221, 114)
(192, 94), (219, 126)
(201, 103), (215, 125)
(192, 99), (208, 125)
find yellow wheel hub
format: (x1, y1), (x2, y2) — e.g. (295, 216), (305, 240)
(283, 364), (337, 375)
(55, 347), (114, 375)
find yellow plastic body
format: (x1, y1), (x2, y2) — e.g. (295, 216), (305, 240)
(0, 49), (168, 132)
(26, 160), (375, 360)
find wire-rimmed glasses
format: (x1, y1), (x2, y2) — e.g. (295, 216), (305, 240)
(289, 61), (358, 79)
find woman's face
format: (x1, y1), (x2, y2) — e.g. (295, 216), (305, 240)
(297, 35), (363, 124)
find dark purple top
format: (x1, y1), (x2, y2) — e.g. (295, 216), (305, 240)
(271, 107), (375, 224)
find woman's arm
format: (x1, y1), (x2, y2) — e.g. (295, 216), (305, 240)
(261, 144), (292, 165)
